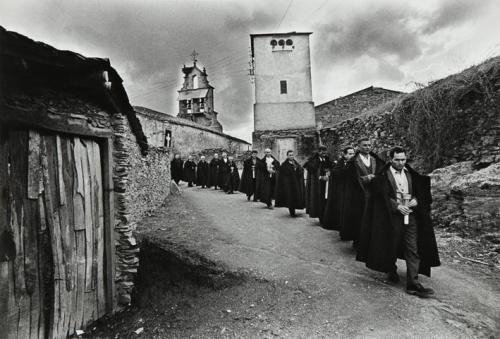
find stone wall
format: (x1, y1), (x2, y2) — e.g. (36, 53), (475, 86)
(111, 114), (172, 305)
(315, 86), (403, 128)
(253, 128), (317, 164)
(319, 57), (500, 173)
(135, 106), (250, 159)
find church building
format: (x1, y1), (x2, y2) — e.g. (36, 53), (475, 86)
(177, 51), (223, 132)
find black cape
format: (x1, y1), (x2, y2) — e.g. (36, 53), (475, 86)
(356, 164), (440, 276)
(171, 158), (184, 183)
(225, 161), (241, 192)
(342, 152), (385, 241)
(255, 156), (280, 205)
(303, 153), (332, 219)
(208, 158), (222, 188)
(219, 158), (230, 191)
(239, 157), (258, 196)
(196, 160), (209, 186)
(275, 159), (305, 209)
(321, 158), (350, 231)
(183, 160), (197, 183)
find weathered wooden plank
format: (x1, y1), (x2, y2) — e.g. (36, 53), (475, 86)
(94, 141), (106, 318)
(73, 139), (85, 231)
(42, 135), (65, 339)
(57, 135), (74, 337)
(5, 261), (19, 339)
(81, 138), (94, 294)
(27, 130), (43, 200)
(74, 230), (86, 331)
(37, 193), (51, 339)
(55, 135), (67, 206)
(0, 127), (15, 263)
(101, 138), (116, 313)
(0, 262), (12, 337)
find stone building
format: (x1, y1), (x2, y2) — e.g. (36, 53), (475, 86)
(315, 86), (403, 128)
(177, 51), (223, 132)
(136, 106), (250, 161)
(250, 32), (317, 163)
(0, 26), (170, 337)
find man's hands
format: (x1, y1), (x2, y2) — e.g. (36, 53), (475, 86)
(366, 174), (375, 181)
(397, 205), (412, 215)
(407, 198), (418, 208)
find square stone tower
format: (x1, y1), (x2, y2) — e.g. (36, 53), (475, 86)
(250, 32), (317, 163)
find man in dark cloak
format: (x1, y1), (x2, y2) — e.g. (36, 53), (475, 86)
(303, 145), (332, 223)
(196, 155), (209, 188)
(239, 150), (259, 201)
(170, 153), (184, 185)
(219, 152), (230, 192)
(183, 155), (197, 187)
(225, 156), (240, 194)
(357, 147), (440, 297)
(255, 148), (280, 209)
(322, 146), (355, 231)
(208, 153), (222, 189)
(275, 150), (305, 217)
(342, 138), (385, 245)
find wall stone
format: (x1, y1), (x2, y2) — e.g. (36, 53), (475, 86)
(315, 86), (403, 128)
(110, 114), (171, 305)
(135, 106), (251, 159)
(253, 128), (317, 164)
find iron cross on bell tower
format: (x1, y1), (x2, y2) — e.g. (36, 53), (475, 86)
(190, 50), (198, 65)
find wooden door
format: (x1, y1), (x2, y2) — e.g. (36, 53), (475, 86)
(0, 127), (107, 339)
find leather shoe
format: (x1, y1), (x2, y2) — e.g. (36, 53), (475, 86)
(387, 271), (400, 284)
(406, 283), (434, 297)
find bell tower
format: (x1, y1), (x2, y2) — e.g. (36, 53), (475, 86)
(250, 32), (317, 162)
(177, 50), (222, 132)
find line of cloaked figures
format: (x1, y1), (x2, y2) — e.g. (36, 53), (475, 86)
(170, 141), (441, 298)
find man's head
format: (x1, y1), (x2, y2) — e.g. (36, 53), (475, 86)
(251, 150), (258, 158)
(200, 155), (206, 161)
(342, 147), (355, 161)
(287, 150), (294, 161)
(318, 145), (327, 157)
(390, 146), (407, 171)
(213, 153), (219, 159)
(188, 155), (193, 161)
(222, 152), (227, 158)
(228, 156), (234, 161)
(358, 138), (372, 155)
(264, 148), (272, 157)
(174, 154), (180, 159)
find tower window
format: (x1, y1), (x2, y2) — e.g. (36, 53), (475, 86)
(280, 80), (287, 94)
(192, 74), (198, 89)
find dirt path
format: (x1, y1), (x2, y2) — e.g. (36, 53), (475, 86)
(93, 184), (500, 338)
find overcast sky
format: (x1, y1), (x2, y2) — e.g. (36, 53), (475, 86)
(1, 0), (499, 141)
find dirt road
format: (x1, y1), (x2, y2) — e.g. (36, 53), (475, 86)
(94, 185), (500, 338)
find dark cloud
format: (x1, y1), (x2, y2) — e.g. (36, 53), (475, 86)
(315, 4), (422, 65)
(423, 0), (492, 34)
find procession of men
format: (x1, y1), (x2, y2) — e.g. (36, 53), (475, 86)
(171, 141), (440, 298)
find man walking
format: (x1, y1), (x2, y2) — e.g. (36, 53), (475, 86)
(196, 155), (209, 188)
(239, 150), (259, 201)
(304, 145), (332, 223)
(357, 147), (440, 297)
(344, 138), (384, 245)
(183, 155), (197, 187)
(255, 148), (280, 209)
(208, 153), (222, 189)
(170, 153), (184, 185)
(275, 150), (305, 217)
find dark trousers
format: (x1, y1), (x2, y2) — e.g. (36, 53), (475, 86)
(289, 208), (295, 216)
(393, 215), (420, 286)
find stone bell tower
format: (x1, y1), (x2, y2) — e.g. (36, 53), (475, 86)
(250, 32), (317, 162)
(177, 50), (222, 132)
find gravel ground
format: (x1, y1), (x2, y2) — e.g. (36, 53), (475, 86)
(88, 184), (500, 338)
